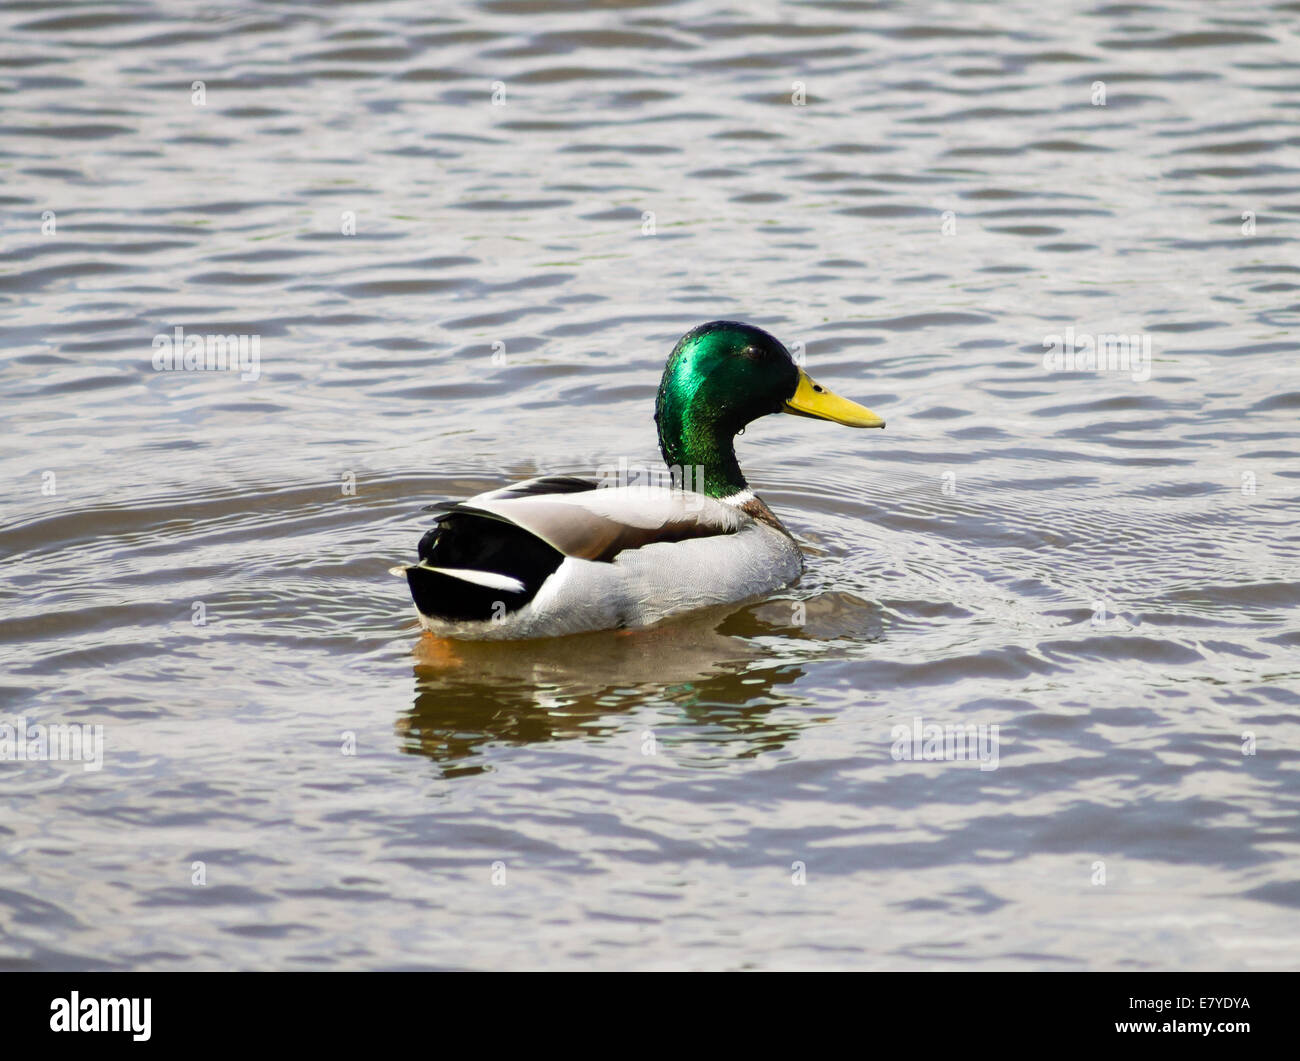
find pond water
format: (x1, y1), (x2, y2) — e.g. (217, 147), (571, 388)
(1, 0), (1298, 968)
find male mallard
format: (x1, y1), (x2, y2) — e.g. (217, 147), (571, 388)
(394, 320), (885, 639)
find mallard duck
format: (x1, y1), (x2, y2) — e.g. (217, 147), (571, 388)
(393, 320), (884, 640)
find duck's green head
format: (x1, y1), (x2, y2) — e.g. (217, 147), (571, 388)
(654, 320), (884, 498)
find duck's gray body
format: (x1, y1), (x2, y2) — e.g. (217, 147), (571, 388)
(395, 478), (802, 641)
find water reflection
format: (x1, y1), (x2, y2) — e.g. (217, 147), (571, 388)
(399, 600), (825, 773)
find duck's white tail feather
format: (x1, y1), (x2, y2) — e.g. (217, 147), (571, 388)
(391, 563), (525, 594)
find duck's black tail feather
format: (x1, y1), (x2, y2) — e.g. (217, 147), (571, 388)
(402, 512), (565, 622)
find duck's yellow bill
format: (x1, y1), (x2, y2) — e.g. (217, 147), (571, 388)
(782, 370), (885, 428)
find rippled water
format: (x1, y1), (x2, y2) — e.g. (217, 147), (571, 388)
(2, 0), (1299, 969)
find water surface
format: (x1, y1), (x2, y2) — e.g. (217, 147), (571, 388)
(1, 0), (1299, 969)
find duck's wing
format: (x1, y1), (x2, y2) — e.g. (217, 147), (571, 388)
(422, 475), (596, 514)
(451, 484), (744, 563)
(396, 480), (746, 624)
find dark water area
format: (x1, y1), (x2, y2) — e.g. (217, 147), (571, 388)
(1, 0), (1298, 968)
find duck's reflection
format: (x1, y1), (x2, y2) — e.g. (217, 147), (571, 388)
(397, 599), (835, 775)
